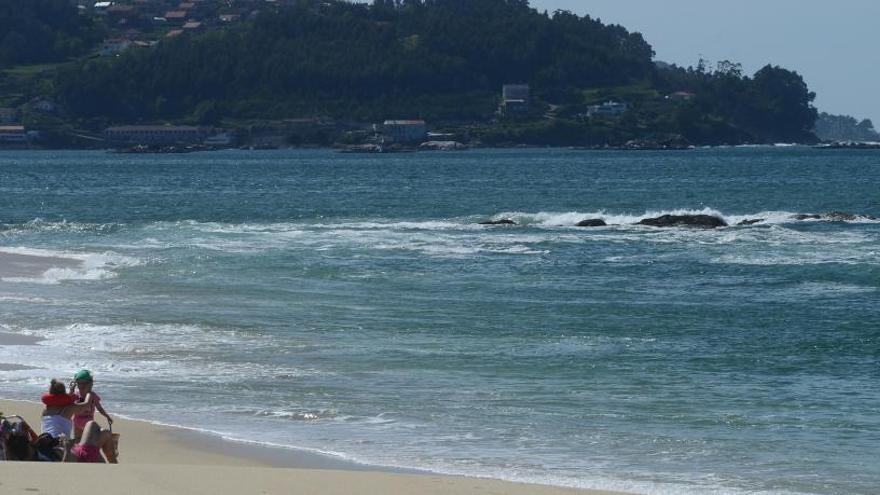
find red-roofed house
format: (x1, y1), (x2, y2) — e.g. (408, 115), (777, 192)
(164, 10), (188, 24)
(667, 91), (696, 102)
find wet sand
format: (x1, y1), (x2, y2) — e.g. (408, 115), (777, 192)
(0, 399), (633, 495)
(0, 331), (42, 370)
(0, 251), (81, 280)
(0, 332), (43, 346)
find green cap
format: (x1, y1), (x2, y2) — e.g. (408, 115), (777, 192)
(74, 369), (93, 382)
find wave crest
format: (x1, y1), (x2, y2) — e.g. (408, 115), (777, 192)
(0, 218), (121, 236)
(0, 247), (142, 284)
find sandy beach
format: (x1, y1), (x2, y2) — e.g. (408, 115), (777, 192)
(0, 323), (630, 494)
(0, 399), (631, 495)
(0, 249), (632, 494)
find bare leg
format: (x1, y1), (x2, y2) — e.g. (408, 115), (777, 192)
(98, 430), (118, 464)
(79, 421), (117, 463)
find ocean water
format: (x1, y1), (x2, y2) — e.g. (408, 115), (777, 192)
(0, 148), (878, 494)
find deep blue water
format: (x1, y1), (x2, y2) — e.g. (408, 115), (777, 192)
(0, 148), (878, 494)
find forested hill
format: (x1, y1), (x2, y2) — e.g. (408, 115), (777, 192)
(0, 0), (103, 67)
(48, 0), (818, 145)
(57, 0), (654, 122)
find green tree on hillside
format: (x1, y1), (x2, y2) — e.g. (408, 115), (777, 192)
(48, 0), (818, 145)
(55, 0), (655, 123)
(0, 0), (104, 68)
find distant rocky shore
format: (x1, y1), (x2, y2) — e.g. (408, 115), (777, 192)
(480, 211), (877, 229)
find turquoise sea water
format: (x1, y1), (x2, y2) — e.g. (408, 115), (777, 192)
(0, 148), (878, 494)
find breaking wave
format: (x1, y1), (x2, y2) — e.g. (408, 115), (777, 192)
(0, 208), (876, 241)
(0, 219), (122, 236)
(483, 208), (878, 228)
(0, 246), (142, 284)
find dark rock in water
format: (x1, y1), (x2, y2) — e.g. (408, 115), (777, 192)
(419, 140), (468, 151)
(823, 211), (857, 221)
(737, 218), (765, 226)
(576, 219), (607, 227)
(814, 141), (880, 150)
(479, 219), (516, 226)
(637, 214), (727, 229)
(794, 212), (870, 222)
(620, 134), (692, 150)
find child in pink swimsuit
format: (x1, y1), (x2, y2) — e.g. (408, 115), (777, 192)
(70, 443), (102, 463)
(70, 370), (113, 440)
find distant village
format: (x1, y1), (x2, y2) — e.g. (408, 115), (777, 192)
(1, 62), (544, 151)
(3, 0), (864, 149)
(1, 72), (696, 152)
(0, 0), (717, 151)
(2, 85), (542, 152)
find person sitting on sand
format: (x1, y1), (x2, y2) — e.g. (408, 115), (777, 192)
(60, 420), (117, 463)
(1, 415), (39, 461)
(69, 369), (113, 440)
(38, 379), (95, 461)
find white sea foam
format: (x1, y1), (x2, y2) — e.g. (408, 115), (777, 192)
(118, 419), (813, 495)
(7, 322), (320, 384)
(116, 209), (880, 258)
(109, 211), (880, 262)
(0, 295), (52, 303)
(0, 219), (120, 236)
(0, 246), (142, 284)
(486, 208), (879, 228)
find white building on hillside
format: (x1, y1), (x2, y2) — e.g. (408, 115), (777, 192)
(105, 125), (207, 145)
(586, 101), (629, 117)
(501, 84), (530, 115)
(101, 38), (132, 56)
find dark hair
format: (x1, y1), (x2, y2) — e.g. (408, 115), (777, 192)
(49, 379), (66, 395)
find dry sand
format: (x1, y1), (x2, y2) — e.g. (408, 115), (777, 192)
(0, 399), (633, 495)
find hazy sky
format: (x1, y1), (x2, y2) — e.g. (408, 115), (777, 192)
(531, 0), (880, 124)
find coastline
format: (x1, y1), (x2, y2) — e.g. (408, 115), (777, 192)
(0, 399), (634, 495)
(1, 142), (824, 152)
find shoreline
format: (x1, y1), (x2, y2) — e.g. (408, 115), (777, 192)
(0, 142), (823, 153)
(0, 250), (83, 282)
(0, 398), (635, 495)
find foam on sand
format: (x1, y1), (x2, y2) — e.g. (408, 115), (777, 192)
(0, 246), (140, 284)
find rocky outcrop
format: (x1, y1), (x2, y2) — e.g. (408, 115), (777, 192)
(419, 141), (468, 151)
(637, 214), (727, 229)
(479, 219), (516, 225)
(737, 218), (765, 226)
(620, 135), (692, 151)
(824, 211), (858, 222)
(576, 219), (607, 227)
(793, 212), (877, 222)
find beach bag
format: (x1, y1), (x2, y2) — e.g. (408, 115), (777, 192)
(35, 433), (63, 462)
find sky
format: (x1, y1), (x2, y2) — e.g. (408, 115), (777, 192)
(530, 0), (880, 124)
